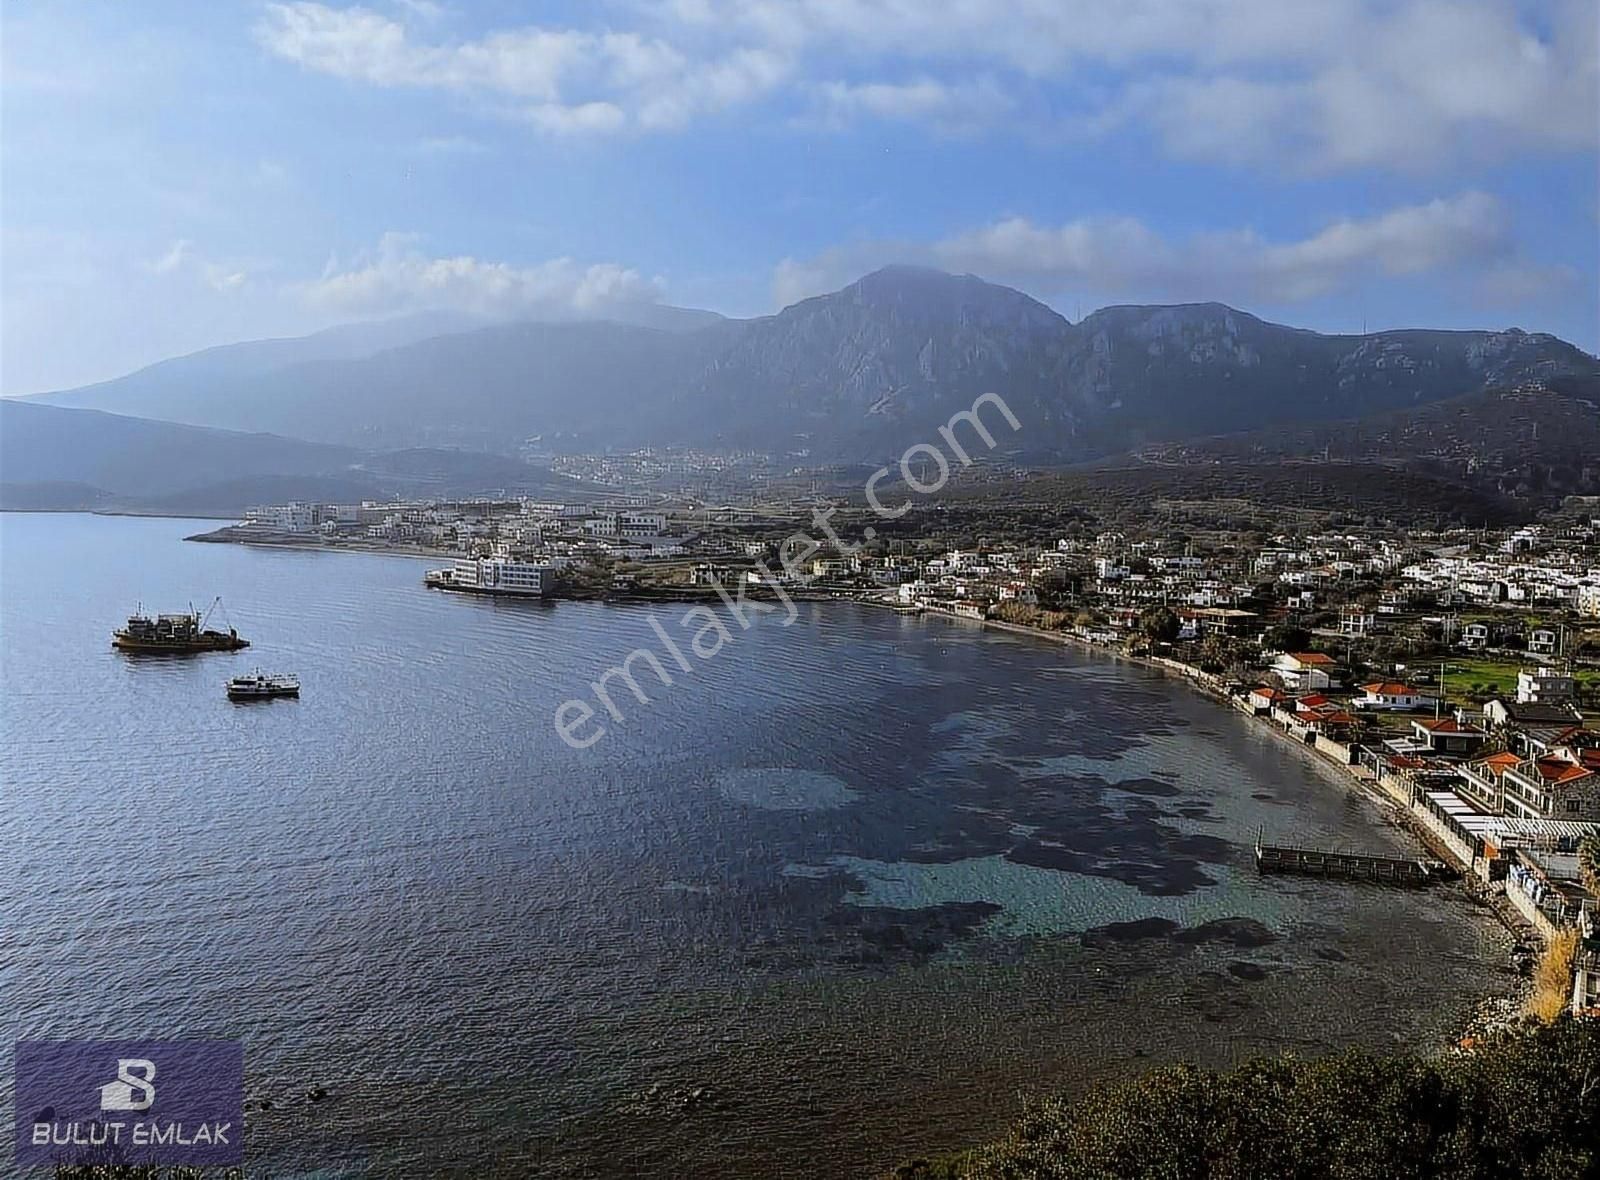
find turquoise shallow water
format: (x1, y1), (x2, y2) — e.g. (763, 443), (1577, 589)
(0, 513), (1509, 1177)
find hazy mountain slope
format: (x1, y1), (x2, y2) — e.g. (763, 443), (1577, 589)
(16, 268), (1598, 460)
(1056, 306), (1593, 453)
(1133, 376), (1600, 501)
(0, 402), (594, 513)
(24, 310), (489, 418)
(22, 304), (723, 425)
(0, 400), (356, 496)
(156, 320), (720, 449)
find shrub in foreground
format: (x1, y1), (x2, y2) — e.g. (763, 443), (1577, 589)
(894, 1020), (1600, 1180)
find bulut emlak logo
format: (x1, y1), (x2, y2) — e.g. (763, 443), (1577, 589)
(15, 1040), (244, 1168)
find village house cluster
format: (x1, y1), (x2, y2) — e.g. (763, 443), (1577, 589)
(243, 497), (681, 555)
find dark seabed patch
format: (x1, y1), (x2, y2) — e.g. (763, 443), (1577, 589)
(1080, 916), (1279, 953)
(1173, 918), (1280, 949)
(1227, 961), (1270, 982)
(1108, 776), (1184, 798)
(1080, 917), (1182, 948)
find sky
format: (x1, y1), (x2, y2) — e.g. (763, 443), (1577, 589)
(2, 0), (1596, 395)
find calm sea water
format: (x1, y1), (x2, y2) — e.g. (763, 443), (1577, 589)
(1, 513), (1510, 1177)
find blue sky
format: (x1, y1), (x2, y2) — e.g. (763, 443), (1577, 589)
(3, 0), (1596, 394)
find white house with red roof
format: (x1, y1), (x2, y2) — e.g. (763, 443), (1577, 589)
(1271, 651), (1337, 691)
(1353, 681), (1437, 711)
(1247, 685), (1287, 712)
(1409, 716), (1489, 756)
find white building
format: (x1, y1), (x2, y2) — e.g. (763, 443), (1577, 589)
(1353, 681), (1436, 711)
(245, 501), (319, 532)
(450, 557), (553, 597)
(1517, 666), (1577, 706)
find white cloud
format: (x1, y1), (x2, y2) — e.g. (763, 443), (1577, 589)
(256, 2), (789, 133)
(301, 232), (664, 317)
(148, 239), (251, 292)
(774, 192), (1546, 308)
(676, 0), (1596, 166)
(807, 76), (1013, 133)
(255, 0), (1597, 169)
(151, 239), (192, 274)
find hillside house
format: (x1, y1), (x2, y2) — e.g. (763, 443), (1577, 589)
(1339, 609), (1376, 637)
(1529, 628), (1561, 657)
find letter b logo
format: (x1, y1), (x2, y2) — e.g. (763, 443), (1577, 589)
(100, 1058), (156, 1111)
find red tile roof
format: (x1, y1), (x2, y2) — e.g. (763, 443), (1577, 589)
(1533, 757), (1598, 785)
(1361, 682), (1422, 696)
(1414, 717), (1483, 735)
(1288, 652), (1336, 665)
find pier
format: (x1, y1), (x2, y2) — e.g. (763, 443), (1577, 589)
(1254, 830), (1440, 886)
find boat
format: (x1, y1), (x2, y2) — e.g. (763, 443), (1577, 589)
(226, 671), (300, 700)
(113, 598), (248, 653)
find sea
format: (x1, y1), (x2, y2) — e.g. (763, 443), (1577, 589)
(0, 512), (1512, 1177)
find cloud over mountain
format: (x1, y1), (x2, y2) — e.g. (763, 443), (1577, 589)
(772, 192), (1557, 309)
(301, 232), (665, 318)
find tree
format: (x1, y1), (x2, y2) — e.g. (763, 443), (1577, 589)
(1264, 623), (1310, 653)
(1580, 835), (1600, 899)
(1035, 569), (1078, 611)
(1197, 633), (1242, 674)
(1139, 606), (1180, 646)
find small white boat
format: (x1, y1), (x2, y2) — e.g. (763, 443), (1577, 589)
(226, 671), (300, 700)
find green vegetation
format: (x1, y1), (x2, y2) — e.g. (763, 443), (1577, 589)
(1443, 657), (1530, 701)
(1263, 623), (1311, 653)
(895, 1021), (1600, 1180)
(1580, 836), (1600, 898)
(1442, 658), (1600, 706)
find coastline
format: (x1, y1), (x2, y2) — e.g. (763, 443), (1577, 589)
(916, 604), (1531, 1040)
(185, 528), (450, 560)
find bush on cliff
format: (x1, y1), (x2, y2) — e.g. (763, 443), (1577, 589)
(894, 1020), (1600, 1180)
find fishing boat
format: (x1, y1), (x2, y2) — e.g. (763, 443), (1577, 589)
(113, 598), (248, 653)
(226, 671), (300, 700)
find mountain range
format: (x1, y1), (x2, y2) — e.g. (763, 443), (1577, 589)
(25, 266), (1598, 459)
(7, 266), (1599, 516)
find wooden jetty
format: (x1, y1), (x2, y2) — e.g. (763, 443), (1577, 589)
(1254, 830), (1439, 886)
